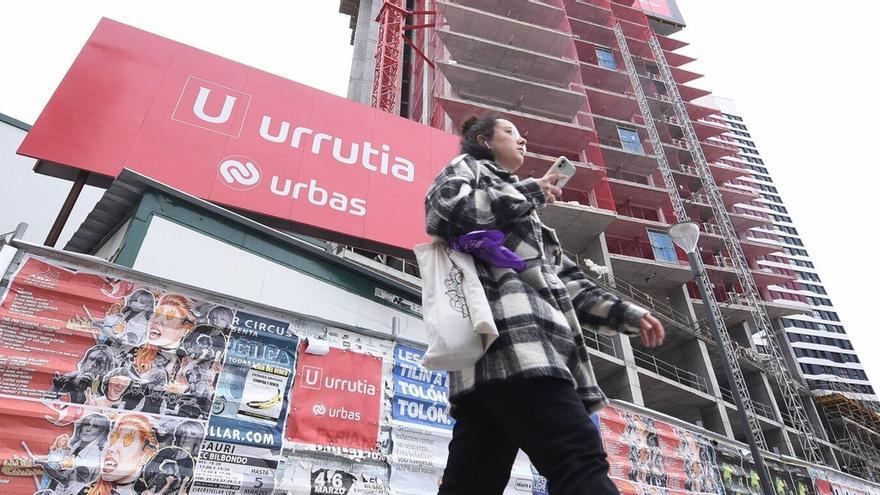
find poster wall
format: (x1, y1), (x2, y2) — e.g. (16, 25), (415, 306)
(0, 397), (204, 495)
(277, 453), (390, 495)
(598, 405), (722, 495)
(0, 256), (227, 494)
(0, 256), (293, 495)
(3, 256), (880, 495)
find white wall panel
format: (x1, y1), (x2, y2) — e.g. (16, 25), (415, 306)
(133, 216), (425, 342)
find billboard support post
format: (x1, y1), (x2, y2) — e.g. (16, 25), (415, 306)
(44, 170), (88, 247)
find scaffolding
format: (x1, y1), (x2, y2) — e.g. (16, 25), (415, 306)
(642, 31), (824, 464)
(611, 21), (768, 452)
(814, 382), (880, 480)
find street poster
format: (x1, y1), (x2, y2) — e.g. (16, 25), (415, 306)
(390, 344), (452, 431)
(193, 312), (299, 494)
(286, 346), (383, 451)
(0, 256), (231, 494)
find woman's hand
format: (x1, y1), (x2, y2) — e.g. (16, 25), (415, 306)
(639, 314), (665, 348)
(536, 173), (564, 204)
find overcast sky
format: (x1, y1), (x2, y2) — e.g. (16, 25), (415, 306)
(2, 1), (878, 391)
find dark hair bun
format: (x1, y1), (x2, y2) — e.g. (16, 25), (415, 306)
(460, 116), (479, 136)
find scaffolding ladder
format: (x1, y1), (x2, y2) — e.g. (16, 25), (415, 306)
(643, 32), (824, 464)
(612, 23), (768, 451)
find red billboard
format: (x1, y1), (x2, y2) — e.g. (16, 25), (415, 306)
(19, 18), (459, 254)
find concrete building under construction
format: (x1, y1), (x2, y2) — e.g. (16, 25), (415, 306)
(339, 0), (880, 482)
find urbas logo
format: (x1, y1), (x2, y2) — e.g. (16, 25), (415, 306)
(173, 76), (251, 137)
(218, 156), (261, 191)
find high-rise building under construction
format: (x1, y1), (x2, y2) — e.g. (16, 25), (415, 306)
(340, 0), (880, 482)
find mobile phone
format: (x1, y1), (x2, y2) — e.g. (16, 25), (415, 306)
(549, 156), (577, 188)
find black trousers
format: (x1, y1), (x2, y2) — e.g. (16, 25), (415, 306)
(438, 377), (620, 495)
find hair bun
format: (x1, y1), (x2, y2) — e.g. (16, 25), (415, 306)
(460, 116), (479, 136)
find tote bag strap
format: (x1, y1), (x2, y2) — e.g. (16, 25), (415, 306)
(440, 157), (484, 269)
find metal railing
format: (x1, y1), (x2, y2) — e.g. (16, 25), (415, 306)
(571, 251), (778, 377)
(720, 386), (776, 420)
(0, 223), (27, 246)
(582, 326), (620, 358)
(332, 245), (421, 285)
(0, 230), (16, 246)
(633, 348), (709, 393)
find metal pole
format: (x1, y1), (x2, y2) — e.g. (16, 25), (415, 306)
(688, 251), (775, 495)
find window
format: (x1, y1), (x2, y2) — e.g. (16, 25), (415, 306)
(596, 47), (617, 70)
(744, 156), (766, 166)
(769, 205), (788, 214)
(815, 310), (840, 322)
(771, 214), (792, 223)
(648, 230), (678, 262)
(617, 127), (644, 154)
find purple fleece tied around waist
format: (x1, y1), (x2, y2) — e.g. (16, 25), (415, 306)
(450, 230), (526, 272)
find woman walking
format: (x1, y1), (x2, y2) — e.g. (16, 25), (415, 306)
(425, 113), (666, 495)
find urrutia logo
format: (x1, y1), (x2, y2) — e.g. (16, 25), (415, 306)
(172, 76), (251, 137)
(218, 156), (261, 191)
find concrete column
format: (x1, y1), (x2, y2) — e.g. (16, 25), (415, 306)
(347, 0), (382, 105)
(737, 319), (796, 456)
(614, 335), (645, 406)
(587, 232), (612, 271)
(597, 232), (644, 405)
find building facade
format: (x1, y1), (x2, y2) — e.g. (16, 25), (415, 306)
(340, 0), (880, 481)
(703, 96), (875, 402)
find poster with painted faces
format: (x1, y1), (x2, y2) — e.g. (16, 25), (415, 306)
(0, 256), (230, 422)
(0, 256), (224, 494)
(597, 406), (722, 495)
(0, 397), (205, 495)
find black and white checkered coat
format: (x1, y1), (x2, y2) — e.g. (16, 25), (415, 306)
(425, 154), (648, 413)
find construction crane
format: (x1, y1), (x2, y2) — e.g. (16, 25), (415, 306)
(371, 0), (434, 114)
